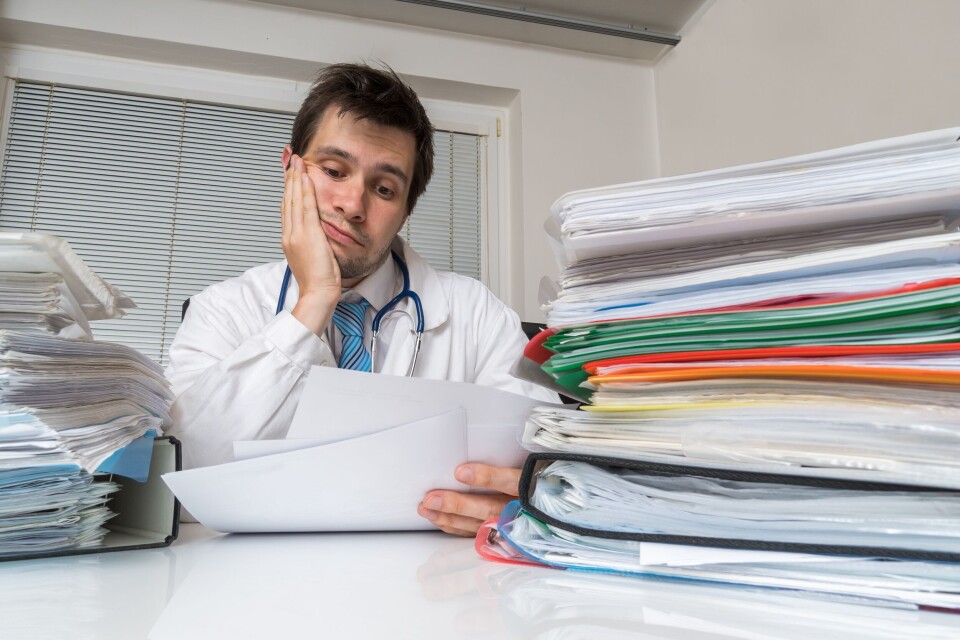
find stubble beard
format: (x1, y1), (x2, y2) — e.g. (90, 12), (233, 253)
(336, 243), (392, 281)
(319, 209), (393, 281)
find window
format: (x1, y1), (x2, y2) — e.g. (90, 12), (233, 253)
(0, 80), (486, 364)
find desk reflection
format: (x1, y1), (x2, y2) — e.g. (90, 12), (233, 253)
(413, 540), (960, 640)
(486, 567), (960, 639)
(7, 527), (958, 640)
(149, 531), (500, 640)
(0, 548), (175, 640)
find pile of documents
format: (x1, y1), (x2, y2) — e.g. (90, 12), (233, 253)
(489, 129), (960, 610)
(0, 232), (171, 558)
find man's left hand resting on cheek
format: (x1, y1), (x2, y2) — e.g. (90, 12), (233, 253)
(418, 463), (520, 536)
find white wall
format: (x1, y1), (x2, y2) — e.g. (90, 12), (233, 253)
(656, 0), (960, 176)
(0, 0), (660, 322)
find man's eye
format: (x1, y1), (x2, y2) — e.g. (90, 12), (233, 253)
(323, 167), (343, 179)
(376, 185), (395, 198)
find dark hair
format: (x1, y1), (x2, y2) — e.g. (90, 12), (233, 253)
(290, 62), (435, 214)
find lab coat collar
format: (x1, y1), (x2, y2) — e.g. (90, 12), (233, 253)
(345, 249), (399, 312)
(276, 237), (449, 331)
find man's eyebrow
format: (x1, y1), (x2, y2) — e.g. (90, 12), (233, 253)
(313, 145), (355, 163)
(312, 145), (409, 186)
(373, 162), (409, 187)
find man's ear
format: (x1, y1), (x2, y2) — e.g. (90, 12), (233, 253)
(281, 145), (293, 170)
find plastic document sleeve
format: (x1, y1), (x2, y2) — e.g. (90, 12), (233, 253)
(1, 436), (182, 562)
(517, 452), (960, 562)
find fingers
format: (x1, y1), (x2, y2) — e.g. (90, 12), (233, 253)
(281, 155), (295, 242)
(282, 154), (321, 233)
(300, 162), (320, 224)
(416, 465), (522, 536)
(455, 464), (521, 497)
(418, 490), (514, 537)
(279, 154), (341, 332)
(281, 153), (303, 248)
(290, 155), (303, 234)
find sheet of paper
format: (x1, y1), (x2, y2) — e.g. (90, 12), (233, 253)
(162, 409), (467, 533)
(287, 367), (548, 468)
(233, 439), (325, 461)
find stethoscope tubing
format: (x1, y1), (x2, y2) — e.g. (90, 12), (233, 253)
(275, 250), (424, 375)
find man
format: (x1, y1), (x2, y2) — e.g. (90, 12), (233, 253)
(165, 63), (556, 537)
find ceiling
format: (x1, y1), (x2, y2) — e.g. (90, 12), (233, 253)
(247, 0), (709, 61)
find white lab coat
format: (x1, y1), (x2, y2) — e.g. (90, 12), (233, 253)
(164, 238), (556, 470)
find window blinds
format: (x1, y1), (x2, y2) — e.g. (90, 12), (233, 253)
(0, 80), (485, 365)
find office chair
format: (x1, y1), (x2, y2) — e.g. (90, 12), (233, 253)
(181, 298), (190, 321)
(520, 321), (546, 341)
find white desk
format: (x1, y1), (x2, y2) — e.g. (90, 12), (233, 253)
(2, 523), (960, 639)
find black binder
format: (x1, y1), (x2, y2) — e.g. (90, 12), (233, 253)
(518, 452), (960, 562)
(1, 436), (182, 562)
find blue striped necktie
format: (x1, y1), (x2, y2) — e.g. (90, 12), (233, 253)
(332, 299), (371, 372)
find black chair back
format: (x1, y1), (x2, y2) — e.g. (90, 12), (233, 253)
(520, 321), (546, 341)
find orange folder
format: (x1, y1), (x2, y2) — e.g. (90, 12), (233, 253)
(584, 343), (960, 374)
(589, 364), (960, 387)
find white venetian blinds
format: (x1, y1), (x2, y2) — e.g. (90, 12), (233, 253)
(0, 80), (485, 365)
(404, 132), (482, 278)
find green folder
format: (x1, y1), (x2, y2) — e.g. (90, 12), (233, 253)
(541, 284), (960, 395)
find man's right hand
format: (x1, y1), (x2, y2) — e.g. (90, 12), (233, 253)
(281, 151), (341, 335)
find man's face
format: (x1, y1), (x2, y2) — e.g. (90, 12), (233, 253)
(286, 106), (416, 286)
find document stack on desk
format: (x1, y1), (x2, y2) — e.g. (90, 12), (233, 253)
(487, 129), (960, 610)
(0, 232), (174, 559)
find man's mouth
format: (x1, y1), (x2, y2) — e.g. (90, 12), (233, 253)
(321, 220), (362, 246)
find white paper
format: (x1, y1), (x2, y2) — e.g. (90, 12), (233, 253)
(0, 231), (134, 320)
(548, 128), (960, 265)
(162, 409), (468, 533)
(559, 190), (960, 264)
(233, 439), (325, 461)
(287, 366), (548, 468)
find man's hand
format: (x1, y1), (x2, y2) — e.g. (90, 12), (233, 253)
(418, 464), (521, 537)
(281, 152), (341, 334)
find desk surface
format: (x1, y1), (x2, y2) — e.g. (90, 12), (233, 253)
(2, 523), (960, 640)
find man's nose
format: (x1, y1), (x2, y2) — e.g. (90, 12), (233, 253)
(333, 177), (366, 222)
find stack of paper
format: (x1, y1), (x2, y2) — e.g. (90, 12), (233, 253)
(0, 232), (170, 558)
(0, 232), (134, 339)
(549, 128), (960, 264)
(489, 129), (960, 609)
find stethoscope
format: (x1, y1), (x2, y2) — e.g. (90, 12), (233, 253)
(275, 250), (425, 375)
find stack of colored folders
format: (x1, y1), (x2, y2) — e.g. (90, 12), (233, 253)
(0, 232), (172, 558)
(481, 129), (960, 611)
